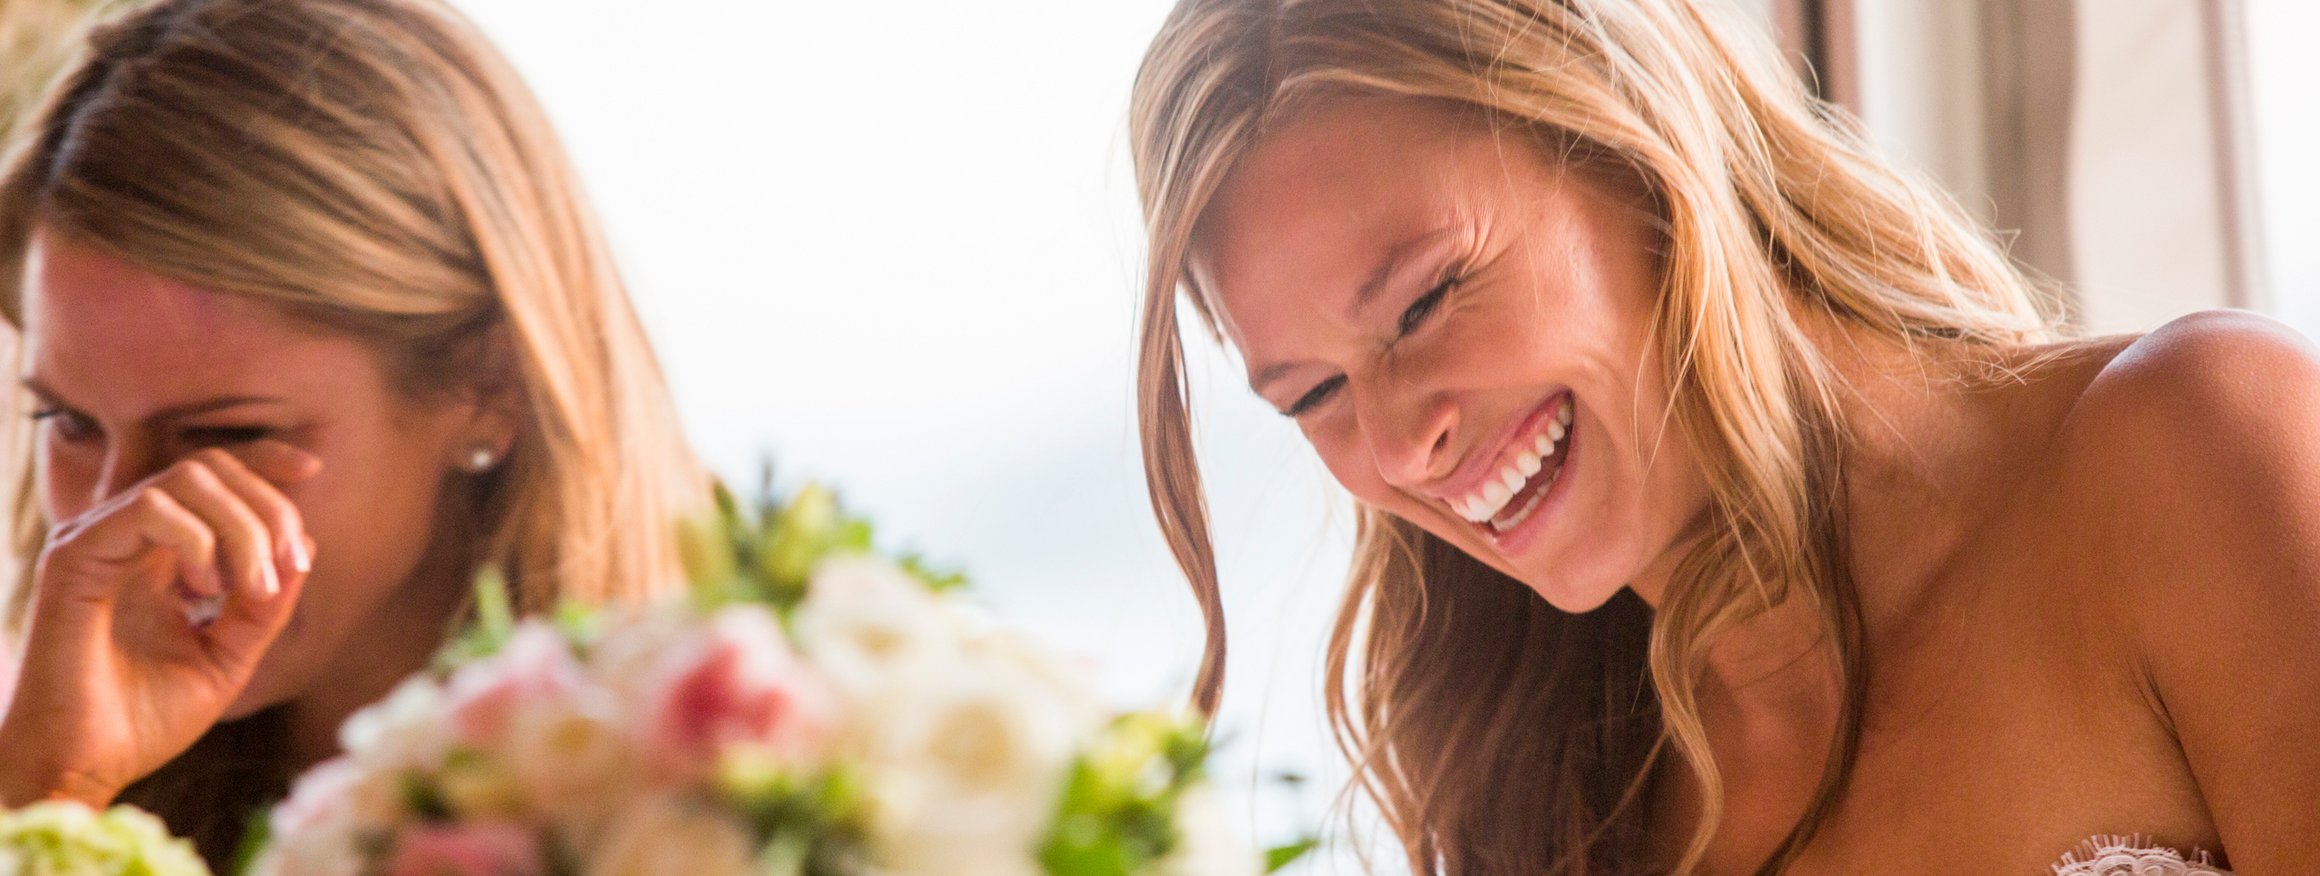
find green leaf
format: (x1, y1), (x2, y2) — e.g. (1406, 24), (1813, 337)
(1264, 837), (1319, 873)
(472, 565), (514, 637)
(229, 807), (272, 876)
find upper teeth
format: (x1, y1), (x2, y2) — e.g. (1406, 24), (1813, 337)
(1451, 397), (1573, 524)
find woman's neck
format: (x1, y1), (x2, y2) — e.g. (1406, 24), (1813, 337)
(1674, 320), (2030, 717)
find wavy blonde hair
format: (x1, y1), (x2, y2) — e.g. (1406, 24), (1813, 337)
(0, 0), (706, 854)
(1130, 0), (2058, 871)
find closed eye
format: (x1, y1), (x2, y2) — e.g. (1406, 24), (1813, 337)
(30, 407), (100, 444)
(181, 425), (273, 447)
(1396, 275), (1459, 337)
(1284, 375), (1346, 418)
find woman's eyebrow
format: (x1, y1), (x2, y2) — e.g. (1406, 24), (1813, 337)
(1348, 225), (1457, 318)
(17, 377), (283, 421)
(1249, 225), (1462, 395)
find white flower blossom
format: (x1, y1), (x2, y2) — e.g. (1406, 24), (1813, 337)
(582, 796), (757, 876)
(792, 556), (966, 699)
(1158, 785), (1262, 876)
(338, 676), (452, 773)
(852, 638), (1100, 876)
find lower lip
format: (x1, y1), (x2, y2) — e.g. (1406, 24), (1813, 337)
(1478, 414), (1575, 555)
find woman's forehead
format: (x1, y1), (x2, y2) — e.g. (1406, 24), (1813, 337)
(21, 230), (376, 413)
(1189, 101), (1564, 339)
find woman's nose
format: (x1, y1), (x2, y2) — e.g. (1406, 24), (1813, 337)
(1356, 378), (1459, 489)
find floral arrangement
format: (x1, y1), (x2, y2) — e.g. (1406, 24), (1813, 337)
(0, 802), (206, 876)
(236, 481), (1273, 876)
(1, 480), (1290, 876)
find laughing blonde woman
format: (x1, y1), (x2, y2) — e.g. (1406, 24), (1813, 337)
(1129, 0), (2319, 872)
(0, 0), (705, 867)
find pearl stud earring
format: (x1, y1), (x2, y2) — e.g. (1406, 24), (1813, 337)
(463, 445), (499, 473)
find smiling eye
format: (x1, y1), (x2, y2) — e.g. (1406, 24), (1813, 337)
(1396, 276), (1458, 337)
(1285, 375), (1346, 417)
(31, 407), (100, 445)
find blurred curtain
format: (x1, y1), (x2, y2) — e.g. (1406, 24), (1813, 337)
(1761, 0), (2269, 335)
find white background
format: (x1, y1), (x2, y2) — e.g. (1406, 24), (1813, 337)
(448, 0), (1371, 871)
(2246, 0), (2320, 331)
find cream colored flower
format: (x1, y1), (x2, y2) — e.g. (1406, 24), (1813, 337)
(1157, 784), (1260, 876)
(792, 556), (964, 700)
(339, 677), (453, 773)
(852, 642), (1097, 876)
(500, 687), (646, 836)
(581, 796), (757, 876)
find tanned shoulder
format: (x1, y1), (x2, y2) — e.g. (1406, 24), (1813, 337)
(2044, 309), (2320, 869)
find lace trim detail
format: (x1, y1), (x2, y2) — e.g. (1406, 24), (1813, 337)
(2053, 836), (2228, 875)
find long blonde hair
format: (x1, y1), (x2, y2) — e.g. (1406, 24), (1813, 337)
(1129, 0), (2057, 871)
(0, 0), (706, 622)
(0, 2), (707, 853)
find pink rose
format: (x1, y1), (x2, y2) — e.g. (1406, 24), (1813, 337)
(384, 822), (545, 876)
(645, 606), (835, 777)
(445, 625), (585, 748)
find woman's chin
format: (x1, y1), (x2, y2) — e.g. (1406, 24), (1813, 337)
(1528, 578), (1626, 615)
(1521, 567), (1633, 616)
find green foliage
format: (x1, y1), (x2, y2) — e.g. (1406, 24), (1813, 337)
(0, 802), (210, 876)
(435, 472), (964, 670)
(1036, 714), (1211, 876)
(682, 479), (871, 614)
(677, 474), (966, 615)
(1263, 838), (1319, 873)
(431, 566), (517, 675)
(226, 810), (269, 876)
(713, 752), (868, 876)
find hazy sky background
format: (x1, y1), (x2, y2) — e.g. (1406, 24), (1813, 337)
(447, 1), (2318, 872)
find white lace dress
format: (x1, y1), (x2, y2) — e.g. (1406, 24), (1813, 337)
(2052, 837), (2228, 875)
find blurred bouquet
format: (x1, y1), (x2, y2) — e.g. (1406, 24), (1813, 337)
(240, 482), (1269, 876)
(0, 802), (206, 876)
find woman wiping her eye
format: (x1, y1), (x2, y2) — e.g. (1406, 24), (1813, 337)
(0, 0), (707, 867)
(1129, 0), (2320, 872)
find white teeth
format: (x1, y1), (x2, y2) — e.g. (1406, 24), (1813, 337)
(1446, 395), (1576, 526)
(1491, 469), (1558, 532)
(1481, 480), (1513, 509)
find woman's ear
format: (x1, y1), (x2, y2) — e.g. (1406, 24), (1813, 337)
(449, 324), (525, 475)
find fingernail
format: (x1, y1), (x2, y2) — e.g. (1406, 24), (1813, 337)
(262, 560), (281, 599)
(287, 536), (312, 574)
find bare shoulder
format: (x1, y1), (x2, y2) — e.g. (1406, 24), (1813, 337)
(2048, 309), (2320, 587)
(2037, 310), (2320, 862)
(2056, 308), (2320, 507)
(2079, 309), (2320, 422)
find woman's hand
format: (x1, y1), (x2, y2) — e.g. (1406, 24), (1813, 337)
(0, 442), (320, 807)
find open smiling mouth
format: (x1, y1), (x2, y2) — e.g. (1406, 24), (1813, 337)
(1445, 393), (1574, 538)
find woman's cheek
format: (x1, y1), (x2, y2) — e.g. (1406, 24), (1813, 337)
(1304, 419), (1379, 499)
